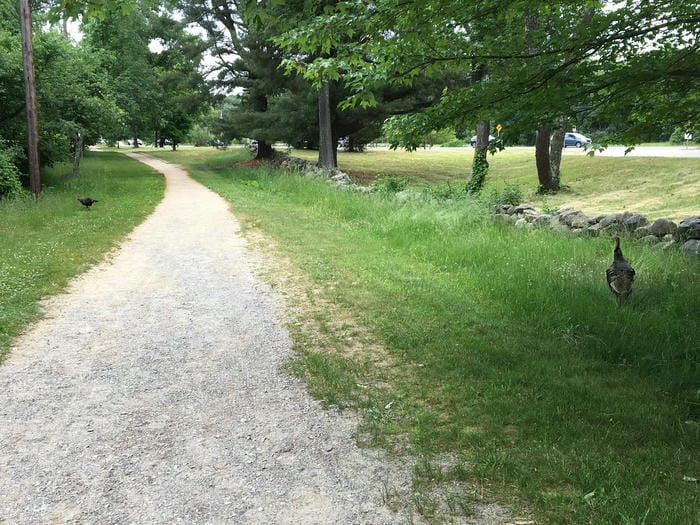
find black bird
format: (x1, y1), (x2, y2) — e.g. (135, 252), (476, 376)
(606, 236), (635, 305)
(78, 197), (98, 209)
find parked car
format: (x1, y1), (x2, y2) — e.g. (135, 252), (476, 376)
(564, 132), (591, 148)
(470, 134), (495, 147)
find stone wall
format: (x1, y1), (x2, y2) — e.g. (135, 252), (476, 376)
(274, 154), (354, 186)
(492, 204), (700, 256)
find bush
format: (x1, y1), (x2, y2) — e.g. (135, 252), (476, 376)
(540, 196), (559, 215)
(484, 182), (524, 206)
(441, 138), (467, 147)
(0, 143), (24, 200)
(500, 182), (524, 205)
(422, 181), (467, 200)
(670, 127), (697, 145)
(372, 176), (409, 193)
(188, 124), (214, 147)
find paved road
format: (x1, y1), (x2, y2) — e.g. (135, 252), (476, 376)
(374, 144), (700, 158)
(563, 145), (700, 158)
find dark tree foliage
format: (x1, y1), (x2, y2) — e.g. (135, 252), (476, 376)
(178, 1), (291, 159)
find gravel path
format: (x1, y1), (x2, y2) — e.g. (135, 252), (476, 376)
(0, 154), (415, 524)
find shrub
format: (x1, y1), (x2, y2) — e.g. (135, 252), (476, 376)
(372, 176), (409, 194)
(499, 182), (524, 205)
(188, 124), (214, 147)
(484, 182), (524, 207)
(670, 127), (697, 144)
(0, 142), (24, 200)
(441, 138), (466, 148)
(540, 196), (559, 215)
(422, 181), (467, 200)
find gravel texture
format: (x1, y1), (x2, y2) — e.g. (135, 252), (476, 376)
(0, 154), (416, 524)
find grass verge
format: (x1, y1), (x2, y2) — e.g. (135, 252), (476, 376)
(293, 147), (700, 221)
(0, 151), (164, 360)
(151, 147), (699, 524)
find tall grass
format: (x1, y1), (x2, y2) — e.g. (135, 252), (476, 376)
(0, 152), (164, 359)
(152, 148), (699, 524)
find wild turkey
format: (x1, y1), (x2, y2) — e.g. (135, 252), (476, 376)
(78, 197), (98, 209)
(606, 236), (635, 305)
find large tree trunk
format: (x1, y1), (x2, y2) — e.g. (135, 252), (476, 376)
(250, 90), (274, 160)
(548, 131), (564, 192)
(548, 117), (567, 191)
(318, 82), (337, 169)
(467, 119), (490, 194)
(535, 125), (556, 191)
(255, 139), (273, 160)
(536, 117), (566, 193)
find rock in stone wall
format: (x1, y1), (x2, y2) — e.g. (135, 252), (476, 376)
(490, 204), (699, 256)
(676, 217), (700, 241)
(274, 154), (359, 190)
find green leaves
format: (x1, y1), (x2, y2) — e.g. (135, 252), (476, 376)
(0, 141), (23, 200)
(48, 0), (135, 22)
(273, 0), (700, 148)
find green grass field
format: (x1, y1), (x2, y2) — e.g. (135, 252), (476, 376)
(293, 147), (700, 221)
(148, 147), (699, 524)
(0, 152), (164, 360)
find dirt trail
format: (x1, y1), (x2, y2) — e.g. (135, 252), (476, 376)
(0, 154), (415, 524)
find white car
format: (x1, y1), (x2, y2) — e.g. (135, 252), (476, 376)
(470, 134), (496, 147)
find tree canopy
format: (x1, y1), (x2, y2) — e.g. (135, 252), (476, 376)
(276, 0), (699, 145)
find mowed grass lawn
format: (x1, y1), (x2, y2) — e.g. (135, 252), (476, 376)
(292, 147), (700, 221)
(0, 152), (164, 360)
(150, 147), (699, 524)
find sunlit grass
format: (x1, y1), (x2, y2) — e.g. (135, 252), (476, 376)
(0, 152), (164, 359)
(293, 147), (700, 221)
(153, 147), (699, 524)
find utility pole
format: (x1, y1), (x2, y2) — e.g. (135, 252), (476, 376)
(19, 0), (41, 196)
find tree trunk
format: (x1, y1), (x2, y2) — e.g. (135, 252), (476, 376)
(548, 117), (567, 191)
(318, 82), (337, 169)
(535, 126), (556, 191)
(475, 119), (490, 154)
(19, 0), (40, 196)
(71, 132), (83, 178)
(467, 119), (490, 194)
(255, 139), (273, 160)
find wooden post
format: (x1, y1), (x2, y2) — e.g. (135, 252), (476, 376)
(19, 0), (41, 196)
